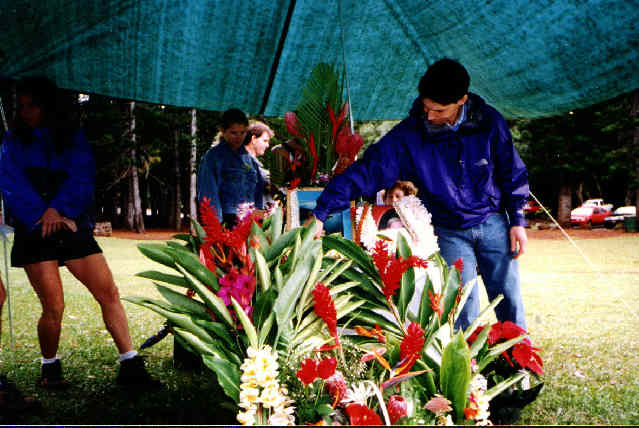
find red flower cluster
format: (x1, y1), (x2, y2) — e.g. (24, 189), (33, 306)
(313, 283), (339, 346)
(345, 403), (382, 425)
(199, 197), (256, 273)
(371, 240), (428, 300)
(468, 321), (544, 375)
(296, 357), (337, 385)
(399, 322), (425, 373)
(453, 257), (464, 274)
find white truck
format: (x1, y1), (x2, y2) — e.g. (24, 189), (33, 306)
(581, 198), (613, 211)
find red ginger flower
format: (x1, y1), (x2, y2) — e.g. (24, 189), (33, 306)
(199, 197), (225, 246)
(285, 111), (301, 138)
(297, 358), (318, 385)
(400, 322), (425, 372)
(313, 283), (339, 345)
(346, 404), (382, 425)
(388, 395), (408, 424)
(317, 357), (337, 380)
(453, 257), (464, 274)
(372, 240), (428, 300)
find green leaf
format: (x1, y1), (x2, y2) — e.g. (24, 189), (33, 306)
(477, 335), (527, 372)
(190, 218), (207, 243)
(322, 259), (353, 286)
(167, 247), (220, 291)
(440, 331), (472, 423)
(253, 287), (277, 329)
(418, 274), (435, 327)
(463, 294), (504, 341)
(174, 264), (234, 327)
(486, 372), (526, 401)
(137, 243), (176, 269)
(280, 232), (301, 274)
(440, 263), (462, 324)
(258, 312), (276, 347)
(172, 233), (193, 242)
(269, 206), (283, 243)
(469, 324), (491, 358)
(231, 297), (258, 349)
(123, 297), (213, 344)
(274, 246), (318, 337)
(296, 247), (324, 323)
(136, 270), (188, 288)
(193, 319), (236, 349)
(340, 267), (386, 306)
(254, 249), (271, 292)
(154, 283), (209, 317)
(396, 233), (414, 323)
(265, 229), (298, 262)
(250, 222), (270, 253)
(322, 235), (378, 279)
(202, 355), (241, 404)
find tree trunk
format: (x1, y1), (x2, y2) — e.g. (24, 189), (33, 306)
(189, 108), (198, 231)
(631, 90), (639, 215)
(173, 129), (182, 231)
(127, 102), (145, 233)
(557, 181), (572, 226)
(575, 182), (584, 206)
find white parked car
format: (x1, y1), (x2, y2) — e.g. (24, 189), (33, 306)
(604, 206), (637, 229)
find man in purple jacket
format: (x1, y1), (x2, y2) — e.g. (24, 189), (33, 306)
(311, 58), (529, 330)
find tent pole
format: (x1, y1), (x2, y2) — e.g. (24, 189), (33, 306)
(0, 95), (14, 348)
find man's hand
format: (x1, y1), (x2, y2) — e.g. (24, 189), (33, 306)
(36, 207), (65, 237)
(509, 225), (527, 259)
(36, 208), (78, 237)
(303, 216), (324, 238)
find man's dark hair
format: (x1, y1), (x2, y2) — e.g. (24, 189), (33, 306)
(13, 76), (77, 152)
(220, 108), (248, 130)
(418, 58), (470, 105)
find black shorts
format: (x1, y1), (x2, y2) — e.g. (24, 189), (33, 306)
(11, 228), (102, 267)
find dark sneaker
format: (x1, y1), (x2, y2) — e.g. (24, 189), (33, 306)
(38, 360), (68, 390)
(116, 355), (162, 389)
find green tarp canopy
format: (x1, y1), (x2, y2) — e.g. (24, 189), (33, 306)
(1, 0), (638, 119)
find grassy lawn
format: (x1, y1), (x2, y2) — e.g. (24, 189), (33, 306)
(1, 232), (638, 424)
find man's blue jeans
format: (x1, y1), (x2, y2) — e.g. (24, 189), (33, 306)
(434, 213), (526, 331)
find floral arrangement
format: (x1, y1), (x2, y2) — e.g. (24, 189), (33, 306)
(127, 202), (543, 425)
(283, 63), (363, 189)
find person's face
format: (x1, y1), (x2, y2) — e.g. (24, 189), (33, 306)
(385, 188), (405, 204)
(18, 95), (43, 128)
(222, 123), (248, 150)
(423, 95), (467, 126)
(250, 132), (271, 156)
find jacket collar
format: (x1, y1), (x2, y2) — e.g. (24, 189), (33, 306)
(408, 92), (487, 137)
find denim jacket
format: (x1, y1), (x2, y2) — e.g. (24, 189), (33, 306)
(0, 128), (96, 232)
(196, 139), (264, 219)
(313, 93), (529, 229)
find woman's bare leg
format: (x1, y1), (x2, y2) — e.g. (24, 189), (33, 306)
(23, 261), (64, 359)
(64, 254), (133, 354)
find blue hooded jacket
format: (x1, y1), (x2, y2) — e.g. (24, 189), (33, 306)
(313, 93), (529, 229)
(197, 139), (265, 219)
(0, 128), (96, 232)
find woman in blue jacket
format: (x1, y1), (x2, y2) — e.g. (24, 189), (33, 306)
(0, 77), (158, 389)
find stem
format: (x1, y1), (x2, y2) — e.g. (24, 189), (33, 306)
(388, 299), (407, 336)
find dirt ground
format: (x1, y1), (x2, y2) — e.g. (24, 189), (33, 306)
(109, 225), (634, 241)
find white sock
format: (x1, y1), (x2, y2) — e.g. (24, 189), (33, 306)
(41, 356), (59, 365)
(119, 350), (138, 362)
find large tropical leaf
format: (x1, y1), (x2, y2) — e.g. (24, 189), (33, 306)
(137, 243), (176, 269)
(439, 331), (472, 423)
(396, 233), (415, 322)
(202, 355), (241, 404)
(136, 270), (189, 288)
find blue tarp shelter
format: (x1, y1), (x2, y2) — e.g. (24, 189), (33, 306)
(1, 0), (638, 119)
